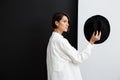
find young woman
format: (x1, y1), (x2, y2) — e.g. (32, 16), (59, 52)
(46, 12), (101, 80)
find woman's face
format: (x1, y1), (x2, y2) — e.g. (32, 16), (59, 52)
(55, 16), (69, 32)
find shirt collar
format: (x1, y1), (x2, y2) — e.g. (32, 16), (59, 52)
(53, 31), (63, 38)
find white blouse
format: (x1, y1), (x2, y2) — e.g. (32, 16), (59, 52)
(47, 32), (93, 80)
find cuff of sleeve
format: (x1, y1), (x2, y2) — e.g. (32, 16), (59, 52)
(88, 43), (93, 49)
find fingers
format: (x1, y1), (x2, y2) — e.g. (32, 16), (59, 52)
(92, 31), (101, 40)
(96, 31), (101, 40)
(92, 31), (95, 36)
(90, 31), (101, 44)
(94, 31), (101, 36)
(98, 31), (101, 38)
(96, 31), (99, 36)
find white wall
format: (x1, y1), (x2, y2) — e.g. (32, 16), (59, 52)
(78, 0), (120, 80)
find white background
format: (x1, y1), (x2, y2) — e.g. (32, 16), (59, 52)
(78, 0), (120, 80)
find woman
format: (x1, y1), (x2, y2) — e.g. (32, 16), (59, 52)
(46, 12), (101, 80)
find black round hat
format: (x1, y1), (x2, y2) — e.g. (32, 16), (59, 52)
(84, 15), (110, 44)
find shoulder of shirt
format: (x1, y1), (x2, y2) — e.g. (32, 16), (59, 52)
(51, 32), (68, 43)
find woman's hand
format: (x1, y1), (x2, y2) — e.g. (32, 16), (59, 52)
(89, 31), (101, 45)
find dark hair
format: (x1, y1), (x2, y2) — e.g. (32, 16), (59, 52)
(52, 12), (70, 29)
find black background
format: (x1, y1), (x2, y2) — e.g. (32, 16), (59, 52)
(0, 0), (78, 80)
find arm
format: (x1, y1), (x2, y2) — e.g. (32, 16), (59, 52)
(57, 31), (101, 64)
(57, 38), (93, 63)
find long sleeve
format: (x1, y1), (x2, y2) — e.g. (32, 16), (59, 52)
(47, 32), (91, 80)
(56, 38), (93, 64)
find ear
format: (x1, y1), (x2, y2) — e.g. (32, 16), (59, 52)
(55, 21), (59, 26)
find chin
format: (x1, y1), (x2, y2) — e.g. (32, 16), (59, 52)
(64, 29), (68, 32)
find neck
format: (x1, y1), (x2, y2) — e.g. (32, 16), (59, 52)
(54, 29), (63, 35)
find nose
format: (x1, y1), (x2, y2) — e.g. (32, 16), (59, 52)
(67, 23), (69, 27)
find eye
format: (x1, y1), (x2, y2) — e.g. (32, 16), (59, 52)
(64, 21), (67, 23)
(63, 20), (68, 23)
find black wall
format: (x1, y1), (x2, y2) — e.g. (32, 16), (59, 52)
(0, 0), (78, 80)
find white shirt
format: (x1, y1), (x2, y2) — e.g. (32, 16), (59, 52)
(47, 32), (93, 80)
